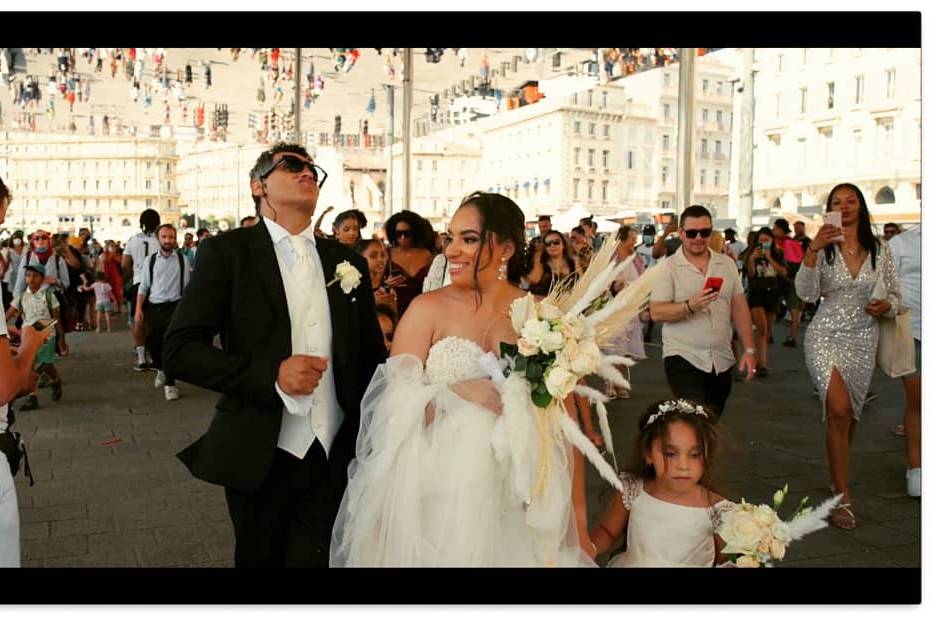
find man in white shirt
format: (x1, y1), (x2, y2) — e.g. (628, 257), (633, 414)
(135, 224), (190, 401)
(164, 144), (386, 567)
(650, 205), (757, 417)
(123, 209), (160, 370)
(888, 225), (921, 497)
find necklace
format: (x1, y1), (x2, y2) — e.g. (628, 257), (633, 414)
(841, 244), (862, 257)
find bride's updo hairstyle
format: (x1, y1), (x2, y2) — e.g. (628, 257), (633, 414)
(457, 191), (527, 287)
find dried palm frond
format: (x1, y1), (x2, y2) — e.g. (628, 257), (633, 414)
(558, 412), (623, 492)
(590, 263), (664, 345)
(548, 239), (621, 313)
(785, 494), (842, 541)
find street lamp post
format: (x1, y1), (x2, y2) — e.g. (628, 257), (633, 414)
(294, 48), (302, 144)
(402, 48), (413, 213)
(385, 84), (395, 218)
(676, 47), (696, 212)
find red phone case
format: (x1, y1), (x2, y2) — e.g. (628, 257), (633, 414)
(704, 277), (723, 293)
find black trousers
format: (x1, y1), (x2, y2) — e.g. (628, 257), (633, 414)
(224, 442), (340, 568)
(143, 300), (178, 384)
(663, 355), (733, 418)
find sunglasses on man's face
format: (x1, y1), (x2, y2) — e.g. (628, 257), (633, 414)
(683, 228), (713, 239)
(33, 235), (49, 241)
(261, 155), (328, 187)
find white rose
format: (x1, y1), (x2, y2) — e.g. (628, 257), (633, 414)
(570, 338), (602, 376)
(538, 302), (562, 321)
(520, 319), (551, 348)
(333, 261), (362, 294)
(540, 329), (565, 354)
(769, 539), (787, 560)
(735, 555), (761, 568)
(510, 294), (538, 335)
(753, 504), (777, 527)
(719, 510), (763, 554)
(517, 337), (540, 357)
(544, 365), (577, 399)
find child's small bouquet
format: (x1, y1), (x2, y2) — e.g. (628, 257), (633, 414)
(717, 485), (842, 567)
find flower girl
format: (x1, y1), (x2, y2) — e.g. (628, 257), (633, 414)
(589, 399), (732, 567)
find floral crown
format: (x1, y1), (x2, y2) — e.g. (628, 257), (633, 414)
(643, 399), (709, 429)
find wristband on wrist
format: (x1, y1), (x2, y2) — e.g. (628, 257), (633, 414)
(744, 347), (756, 355)
(686, 300), (693, 314)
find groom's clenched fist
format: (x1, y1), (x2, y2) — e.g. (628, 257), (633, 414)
(278, 355), (329, 395)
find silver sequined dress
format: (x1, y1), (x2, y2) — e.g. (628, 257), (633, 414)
(795, 242), (900, 420)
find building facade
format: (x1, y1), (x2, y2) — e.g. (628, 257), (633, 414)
(0, 131), (180, 240)
(748, 47), (921, 226)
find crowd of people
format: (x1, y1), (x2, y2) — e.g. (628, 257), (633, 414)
(0, 151), (922, 567)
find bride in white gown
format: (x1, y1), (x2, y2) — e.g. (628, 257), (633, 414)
(330, 192), (594, 566)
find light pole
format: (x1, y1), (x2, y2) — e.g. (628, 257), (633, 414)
(384, 83), (395, 218)
(676, 47), (696, 212)
(294, 48), (302, 144)
(402, 48), (413, 213)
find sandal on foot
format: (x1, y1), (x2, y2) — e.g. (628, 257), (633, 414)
(831, 503), (857, 530)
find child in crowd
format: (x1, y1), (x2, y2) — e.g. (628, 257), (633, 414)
(4, 265), (64, 410)
(375, 304), (397, 354)
(80, 272), (117, 332)
(589, 398), (731, 567)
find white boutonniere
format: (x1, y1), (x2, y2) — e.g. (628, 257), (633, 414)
(327, 261), (362, 294)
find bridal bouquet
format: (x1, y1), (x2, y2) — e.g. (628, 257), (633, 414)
(718, 485), (842, 568)
(486, 242), (663, 495)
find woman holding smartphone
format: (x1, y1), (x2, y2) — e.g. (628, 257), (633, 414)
(795, 183), (901, 530)
(745, 227), (786, 378)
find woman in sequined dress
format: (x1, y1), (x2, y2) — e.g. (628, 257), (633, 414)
(795, 183), (900, 530)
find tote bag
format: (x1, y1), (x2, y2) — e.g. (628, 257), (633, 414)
(877, 307), (916, 378)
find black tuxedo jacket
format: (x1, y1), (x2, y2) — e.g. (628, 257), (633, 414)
(164, 219), (387, 493)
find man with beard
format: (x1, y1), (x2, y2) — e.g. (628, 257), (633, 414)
(135, 224), (190, 401)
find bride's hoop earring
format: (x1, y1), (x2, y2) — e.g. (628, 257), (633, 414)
(497, 257), (508, 281)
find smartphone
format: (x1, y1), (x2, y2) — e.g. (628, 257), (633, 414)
(824, 212), (844, 241)
(704, 277), (723, 293)
(31, 319), (57, 331)
(762, 241), (772, 253)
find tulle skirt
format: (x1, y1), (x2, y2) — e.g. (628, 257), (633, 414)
(330, 355), (592, 567)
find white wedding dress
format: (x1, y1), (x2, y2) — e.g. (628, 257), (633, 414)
(330, 336), (593, 567)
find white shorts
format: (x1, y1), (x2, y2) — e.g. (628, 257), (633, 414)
(0, 457), (20, 567)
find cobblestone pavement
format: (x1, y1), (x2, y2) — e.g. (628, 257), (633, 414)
(12, 318), (920, 567)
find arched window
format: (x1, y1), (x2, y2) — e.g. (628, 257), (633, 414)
(772, 197), (782, 210)
(875, 186), (896, 204)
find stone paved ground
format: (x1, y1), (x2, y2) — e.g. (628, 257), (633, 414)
(12, 318), (920, 567)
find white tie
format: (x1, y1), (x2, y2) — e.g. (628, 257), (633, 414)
(288, 235), (320, 357)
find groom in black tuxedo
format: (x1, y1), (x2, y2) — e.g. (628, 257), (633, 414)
(164, 143), (386, 567)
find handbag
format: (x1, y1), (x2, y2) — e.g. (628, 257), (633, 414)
(877, 306), (916, 378)
(0, 430), (34, 486)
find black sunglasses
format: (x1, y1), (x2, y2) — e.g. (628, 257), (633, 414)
(395, 229), (412, 239)
(260, 155), (328, 187)
(684, 228), (713, 239)
(384, 332), (394, 342)
(544, 239), (562, 247)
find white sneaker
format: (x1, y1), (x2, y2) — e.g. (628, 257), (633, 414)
(164, 385), (180, 401)
(154, 370), (167, 388)
(906, 468), (921, 497)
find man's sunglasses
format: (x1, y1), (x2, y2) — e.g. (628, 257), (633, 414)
(544, 239), (562, 247)
(384, 332), (394, 342)
(683, 228), (713, 239)
(259, 155), (328, 187)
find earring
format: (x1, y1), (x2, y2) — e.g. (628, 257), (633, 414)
(497, 257), (508, 281)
